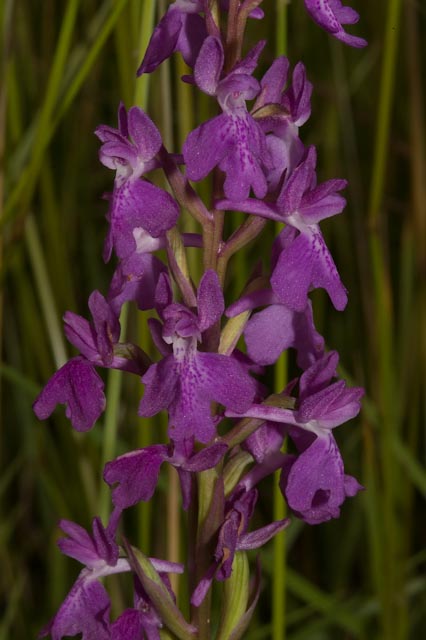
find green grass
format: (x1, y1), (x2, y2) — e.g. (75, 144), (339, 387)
(1, 1), (425, 638)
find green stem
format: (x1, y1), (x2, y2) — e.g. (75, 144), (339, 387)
(273, 4), (288, 638)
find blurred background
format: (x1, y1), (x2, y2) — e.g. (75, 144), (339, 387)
(1, 0), (425, 638)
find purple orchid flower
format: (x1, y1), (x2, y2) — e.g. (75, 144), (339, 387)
(252, 57), (313, 191)
(192, 487), (289, 605)
(227, 288), (324, 369)
(33, 290), (152, 432)
(137, 0), (208, 75)
(104, 440), (228, 512)
(39, 575), (111, 640)
(183, 36), (271, 201)
(57, 516), (119, 569)
(217, 145), (348, 311)
(227, 352), (364, 523)
(280, 427), (362, 524)
(63, 290), (149, 375)
(139, 270), (256, 443)
(95, 105), (179, 261)
(33, 356), (105, 432)
(41, 516), (184, 640)
(304, 0), (367, 48)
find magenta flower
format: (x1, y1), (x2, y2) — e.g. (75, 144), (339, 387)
(253, 57), (312, 190)
(104, 440), (227, 511)
(217, 146), (348, 311)
(137, 0), (207, 75)
(41, 516), (185, 640)
(63, 290), (148, 375)
(139, 270), (256, 443)
(183, 37), (271, 200)
(280, 428), (362, 524)
(95, 105), (179, 261)
(304, 0), (367, 48)
(226, 352), (364, 524)
(33, 357), (105, 432)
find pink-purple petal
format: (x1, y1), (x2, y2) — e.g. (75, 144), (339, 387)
(127, 107), (162, 161)
(103, 445), (169, 509)
(194, 36), (223, 95)
(197, 269), (224, 331)
(40, 575), (111, 640)
(33, 357), (105, 432)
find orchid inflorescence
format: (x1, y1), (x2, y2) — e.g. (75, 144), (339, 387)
(34, 2), (367, 638)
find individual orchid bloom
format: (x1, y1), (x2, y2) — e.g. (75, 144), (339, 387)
(227, 351), (364, 430)
(63, 290), (149, 375)
(252, 57), (313, 190)
(226, 352), (364, 523)
(217, 145), (348, 311)
(33, 356), (105, 432)
(103, 440), (228, 512)
(192, 488), (289, 605)
(41, 540), (184, 640)
(227, 289), (324, 369)
(39, 575), (111, 640)
(137, 0), (208, 75)
(139, 270), (256, 443)
(280, 427), (363, 524)
(183, 36), (271, 201)
(95, 105), (179, 260)
(304, 0), (367, 48)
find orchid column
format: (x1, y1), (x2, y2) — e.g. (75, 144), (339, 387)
(33, 2), (367, 638)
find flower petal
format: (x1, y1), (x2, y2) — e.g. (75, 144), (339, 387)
(33, 357), (105, 432)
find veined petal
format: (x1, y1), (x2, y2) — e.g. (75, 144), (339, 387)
(277, 145), (316, 213)
(109, 180), (179, 259)
(271, 229), (314, 312)
(197, 269), (224, 331)
(237, 519), (289, 550)
(197, 352), (256, 414)
(281, 431), (360, 524)
(63, 312), (98, 360)
(40, 575), (110, 640)
(139, 357), (179, 418)
(33, 357), (105, 432)
(194, 36), (223, 95)
(244, 301), (324, 369)
(108, 253), (166, 315)
(137, 9), (182, 75)
(304, 0), (367, 48)
(128, 107), (162, 162)
(271, 227), (348, 311)
(103, 445), (168, 509)
(183, 114), (232, 182)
